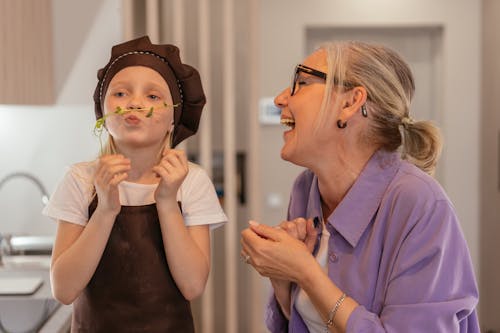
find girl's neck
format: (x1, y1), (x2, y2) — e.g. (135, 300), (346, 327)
(116, 144), (163, 184)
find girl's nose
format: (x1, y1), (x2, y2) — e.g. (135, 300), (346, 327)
(127, 96), (144, 110)
(274, 88), (290, 109)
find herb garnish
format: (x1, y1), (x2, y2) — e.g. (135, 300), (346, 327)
(93, 102), (180, 153)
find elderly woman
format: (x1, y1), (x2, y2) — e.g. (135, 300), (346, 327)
(240, 41), (479, 332)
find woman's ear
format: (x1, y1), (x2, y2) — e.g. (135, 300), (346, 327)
(338, 86), (368, 123)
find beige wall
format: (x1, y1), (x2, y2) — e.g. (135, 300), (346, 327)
(0, 0), (53, 104)
(480, 0), (500, 331)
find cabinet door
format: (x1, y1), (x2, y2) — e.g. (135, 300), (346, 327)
(0, 0), (53, 104)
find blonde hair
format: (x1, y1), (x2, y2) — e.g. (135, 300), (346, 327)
(318, 41), (442, 175)
(99, 130), (172, 163)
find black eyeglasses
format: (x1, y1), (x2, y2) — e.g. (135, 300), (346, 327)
(290, 64), (327, 96)
(290, 64), (359, 97)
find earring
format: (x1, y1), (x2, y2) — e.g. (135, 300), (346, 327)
(361, 105), (368, 117)
(337, 119), (347, 129)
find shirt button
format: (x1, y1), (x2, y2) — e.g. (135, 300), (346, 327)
(329, 252), (338, 263)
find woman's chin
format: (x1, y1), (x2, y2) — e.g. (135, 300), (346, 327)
(280, 147), (294, 163)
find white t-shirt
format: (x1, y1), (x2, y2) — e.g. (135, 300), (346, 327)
(43, 160), (227, 230)
(295, 221), (331, 332)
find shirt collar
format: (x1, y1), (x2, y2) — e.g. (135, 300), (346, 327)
(309, 150), (401, 247)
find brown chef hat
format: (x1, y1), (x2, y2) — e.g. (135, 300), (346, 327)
(93, 36), (206, 147)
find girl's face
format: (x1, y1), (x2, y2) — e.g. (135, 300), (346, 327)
(103, 66), (174, 151)
(275, 49), (337, 167)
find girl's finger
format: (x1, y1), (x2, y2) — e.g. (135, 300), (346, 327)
(164, 149), (188, 169)
(162, 152), (185, 169)
(152, 165), (169, 179)
(156, 160), (172, 174)
(100, 165), (131, 185)
(109, 172), (128, 186)
(95, 156), (130, 177)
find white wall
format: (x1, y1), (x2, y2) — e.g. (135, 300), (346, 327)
(257, 1), (481, 328)
(0, 0), (122, 236)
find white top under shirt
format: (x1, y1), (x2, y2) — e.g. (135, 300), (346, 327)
(295, 221), (331, 332)
(43, 160), (227, 230)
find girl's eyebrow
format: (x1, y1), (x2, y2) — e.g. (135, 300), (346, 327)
(107, 81), (169, 94)
(144, 82), (169, 92)
(108, 81), (132, 89)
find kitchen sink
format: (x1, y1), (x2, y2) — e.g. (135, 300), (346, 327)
(2, 235), (53, 256)
(0, 266), (66, 333)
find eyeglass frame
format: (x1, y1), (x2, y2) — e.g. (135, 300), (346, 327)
(290, 64), (327, 96)
(290, 63), (357, 96)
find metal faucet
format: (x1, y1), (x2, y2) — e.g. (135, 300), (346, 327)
(0, 172), (50, 205)
(0, 172), (50, 265)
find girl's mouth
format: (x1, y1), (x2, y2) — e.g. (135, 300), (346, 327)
(124, 114), (141, 124)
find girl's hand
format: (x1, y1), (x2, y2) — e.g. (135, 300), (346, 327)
(153, 148), (188, 202)
(240, 221), (317, 283)
(94, 154), (131, 216)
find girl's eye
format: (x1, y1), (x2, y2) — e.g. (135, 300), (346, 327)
(113, 91), (126, 97)
(297, 80), (308, 86)
(148, 94), (160, 101)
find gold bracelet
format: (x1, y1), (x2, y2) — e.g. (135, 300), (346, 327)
(325, 293), (347, 330)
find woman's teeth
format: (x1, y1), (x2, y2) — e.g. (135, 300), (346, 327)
(280, 118), (295, 129)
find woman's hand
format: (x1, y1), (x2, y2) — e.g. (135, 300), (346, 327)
(94, 154), (131, 216)
(270, 217), (318, 292)
(277, 217), (317, 253)
(153, 148), (188, 202)
(240, 220), (318, 283)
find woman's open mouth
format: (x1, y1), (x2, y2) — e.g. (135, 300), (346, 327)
(280, 117), (295, 131)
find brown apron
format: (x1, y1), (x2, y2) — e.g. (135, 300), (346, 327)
(71, 198), (195, 332)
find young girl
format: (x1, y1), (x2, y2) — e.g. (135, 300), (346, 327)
(43, 36), (227, 332)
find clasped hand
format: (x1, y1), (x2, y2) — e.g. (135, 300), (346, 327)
(240, 218), (318, 283)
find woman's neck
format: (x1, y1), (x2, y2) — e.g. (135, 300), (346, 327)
(313, 147), (376, 219)
(316, 166), (357, 219)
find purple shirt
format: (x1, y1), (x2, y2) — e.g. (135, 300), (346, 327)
(266, 150), (479, 333)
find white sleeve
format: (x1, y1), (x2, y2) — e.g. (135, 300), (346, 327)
(179, 164), (228, 230)
(42, 163), (94, 226)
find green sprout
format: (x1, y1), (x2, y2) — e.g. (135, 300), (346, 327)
(93, 102), (180, 153)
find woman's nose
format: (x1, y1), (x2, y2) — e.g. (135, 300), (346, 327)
(274, 88), (290, 109)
